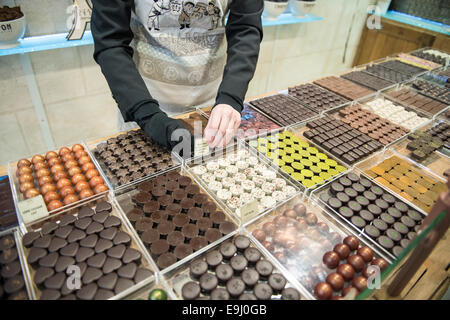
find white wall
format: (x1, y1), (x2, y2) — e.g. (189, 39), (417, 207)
(0, 0), (376, 164)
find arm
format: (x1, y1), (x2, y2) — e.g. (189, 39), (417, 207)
(91, 0), (188, 150)
(205, 0), (264, 147)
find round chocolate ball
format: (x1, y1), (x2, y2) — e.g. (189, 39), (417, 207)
(357, 246), (374, 263)
(343, 236), (359, 251)
(283, 209), (297, 219)
(337, 263), (355, 281)
(262, 222), (276, 236)
(305, 213), (318, 226)
(252, 229), (266, 243)
(293, 203), (306, 216)
(314, 282), (333, 300)
(347, 255), (365, 272)
(352, 276), (367, 292)
(326, 272), (345, 291)
(371, 258), (389, 271)
(333, 243), (350, 260)
(342, 286), (359, 298)
(323, 251), (340, 269)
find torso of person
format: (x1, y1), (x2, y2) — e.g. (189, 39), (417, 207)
(130, 0), (231, 115)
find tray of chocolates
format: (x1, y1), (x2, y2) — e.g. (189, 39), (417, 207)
(424, 120), (450, 154)
(396, 53), (442, 71)
(0, 229), (32, 300)
(313, 76), (375, 101)
(115, 167), (238, 272)
(384, 87), (448, 117)
(376, 59), (428, 78)
(287, 83), (350, 113)
(163, 233), (305, 300)
(249, 131), (348, 191)
(0, 176), (18, 231)
(410, 79), (450, 105)
(313, 171), (425, 260)
(357, 151), (448, 213)
(410, 49), (449, 66)
(334, 104), (410, 147)
(88, 129), (181, 191)
(301, 115), (384, 165)
(360, 97), (431, 130)
(186, 144), (300, 223)
(18, 198), (155, 300)
(364, 64), (413, 84)
(204, 105), (282, 140)
(340, 71), (396, 92)
(248, 94), (319, 126)
(247, 196), (392, 299)
(8, 143), (110, 220)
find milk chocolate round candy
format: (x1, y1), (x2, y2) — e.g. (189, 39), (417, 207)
(89, 176), (104, 188)
(323, 251), (340, 269)
(343, 235), (359, 251)
(47, 157), (61, 167)
(19, 174), (33, 184)
(347, 254), (365, 272)
(342, 286), (359, 298)
(352, 276), (367, 292)
(333, 243), (350, 260)
(32, 155), (45, 164)
(326, 272), (344, 291)
(82, 162), (95, 173)
(17, 158), (31, 168)
(337, 263), (355, 281)
(48, 200), (63, 211)
(19, 182), (34, 193)
(371, 258), (389, 271)
(25, 188), (40, 199)
(53, 171), (68, 182)
(293, 203), (306, 216)
(283, 209), (297, 219)
(252, 229), (266, 242)
(314, 282), (332, 300)
(94, 184), (108, 194)
(41, 183), (57, 195)
(357, 246), (374, 263)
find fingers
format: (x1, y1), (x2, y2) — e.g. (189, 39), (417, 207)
(204, 110), (221, 144)
(210, 114), (230, 148)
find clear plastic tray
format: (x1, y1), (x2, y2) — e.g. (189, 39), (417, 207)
(114, 166), (240, 273)
(310, 170), (427, 261)
(253, 127), (350, 192)
(85, 130), (183, 193)
(246, 195), (392, 299)
(0, 227), (34, 300)
(185, 142), (301, 224)
(354, 148), (447, 213)
(389, 132), (450, 179)
(8, 142), (110, 225)
(17, 194), (157, 300)
(161, 230), (309, 300)
(119, 275), (175, 300)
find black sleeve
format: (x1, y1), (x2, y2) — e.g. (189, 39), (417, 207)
(91, 0), (161, 123)
(215, 0), (264, 113)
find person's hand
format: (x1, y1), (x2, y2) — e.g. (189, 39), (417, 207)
(204, 104), (241, 148)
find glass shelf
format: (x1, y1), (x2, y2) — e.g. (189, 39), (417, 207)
(381, 10), (450, 36)
(0, 13), (322, 57)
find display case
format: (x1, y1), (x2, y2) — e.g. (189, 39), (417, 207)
(114, 166), (239, 272)
(17, 195), (156, 300)
(355, 149), (447, 213)
(185, 143), (300, 224)
(8, 142), (110, 225)
(162, 231), (307, 300)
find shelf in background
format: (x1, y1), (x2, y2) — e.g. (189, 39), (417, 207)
(0, 13), (322, 57)
(381, 10), (450, 36)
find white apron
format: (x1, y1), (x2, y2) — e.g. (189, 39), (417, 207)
(118, 0), (231, 131)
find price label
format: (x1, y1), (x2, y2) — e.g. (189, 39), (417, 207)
(240, 200), (260, 223)
(18, 195), (49, 224)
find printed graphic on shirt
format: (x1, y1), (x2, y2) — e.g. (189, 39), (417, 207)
(146, 0), (222, 31)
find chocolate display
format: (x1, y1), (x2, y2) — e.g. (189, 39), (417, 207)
(424, 122), (450, 149)
(250, 131), (347, 189)
(303, 116), (383, 164)
(249, 200), (347, 296)
(377, 60), (427, 77)
(340, 71), (395, 91)
(411, 49), (448, 66)
(238, 105), (281, 139)
(0, 6), (23, 22)
(314, 235), (389, 299)
(0, 232), (29, 300)
(338, 105), (409, 145)
(318, 172), (424, 257)
(314, 76), (375, 101)
(362, 98), (429, 130)
(125, 170), (236, 270)
(249, 94), (319, 126)
(364, 156), (447, 213)
(15, 144), (108, 213)
(397, 53), (442, 70)
(287, 83), (349, 113)
(364, 64), (412, 83)
(191, 149), (297, 215)
(406, 130), (445, 161)
(22, 200), (152, 300)
(179, 235), (301, 300)
(93, 129), (176, 187)
(385, 88), (447, 116)
(411, 80), (450, 105)
(0, 177), (18, 230)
